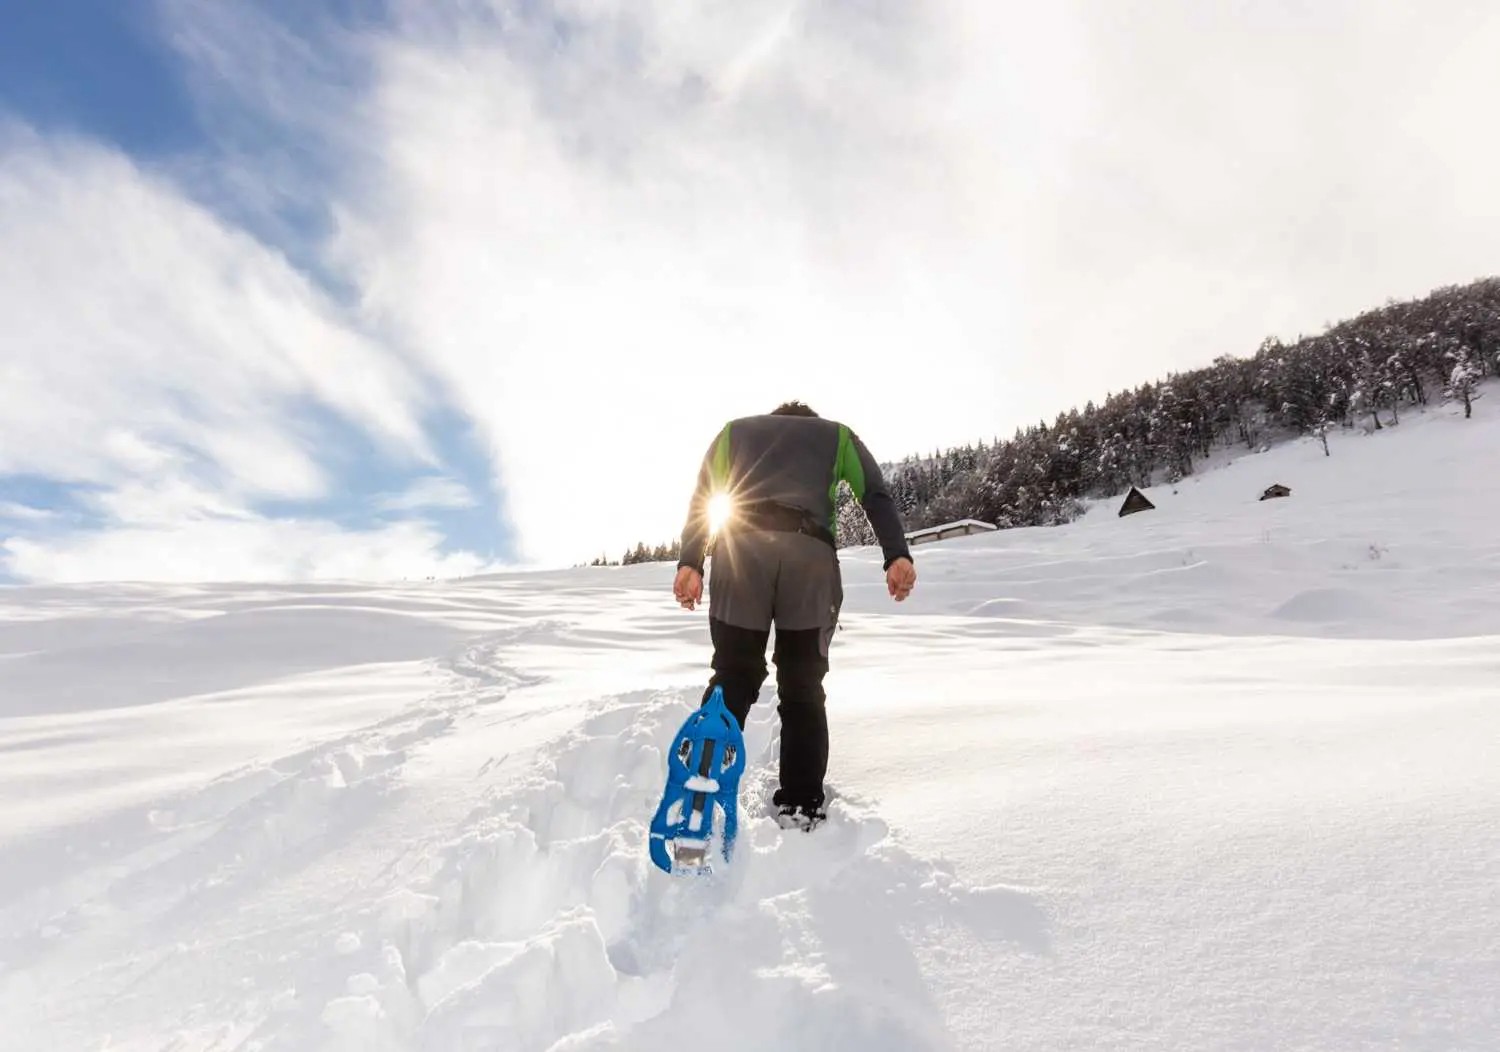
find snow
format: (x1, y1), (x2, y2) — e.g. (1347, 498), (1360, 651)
(2, 402), (1499, 1049)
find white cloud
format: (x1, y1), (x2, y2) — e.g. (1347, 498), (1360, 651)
(0, 122), (493, 582)
(0, 503), (58, 523)
(0, 124), (434, 506)
(318, 1), (1499, 564)
(318, 2), (1034, 563)
(85, 478), (253, 527)
(376, 476), (478, 512)
(1, 517), (494, 584)
(1003, 2), (1500, 386)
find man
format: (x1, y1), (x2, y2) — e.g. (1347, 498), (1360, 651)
(672, 401), (917, 829)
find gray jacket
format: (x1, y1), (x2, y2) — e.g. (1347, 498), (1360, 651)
(678, 414), (912, 574)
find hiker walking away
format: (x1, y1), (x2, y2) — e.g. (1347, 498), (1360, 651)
(671, 401), (917, 828)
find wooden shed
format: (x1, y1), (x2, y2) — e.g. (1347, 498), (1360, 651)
(1118, 487), (1156, 517)
(905, 519), (1000, 547)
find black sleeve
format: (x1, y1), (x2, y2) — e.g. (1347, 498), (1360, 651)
(851, 432), (912, 569)
(677, 436), (717, 575)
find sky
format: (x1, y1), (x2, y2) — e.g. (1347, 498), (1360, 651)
(2, 0), (1498, 583)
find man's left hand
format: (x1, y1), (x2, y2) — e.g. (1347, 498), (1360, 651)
(887, 557), (916, 602)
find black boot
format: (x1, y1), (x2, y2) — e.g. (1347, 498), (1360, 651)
(773, 798), (828, 831)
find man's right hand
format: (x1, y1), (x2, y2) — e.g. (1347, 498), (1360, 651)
(886, 557), (916, 602)
(673, 566), (704, 610)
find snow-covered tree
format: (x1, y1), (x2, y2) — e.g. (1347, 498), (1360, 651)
(1446, 349), (1483, 419)
(834, 484), (877, 548)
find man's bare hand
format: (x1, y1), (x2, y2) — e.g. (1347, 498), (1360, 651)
(673, 566), (704, 610)
(887, 557), (916, 602)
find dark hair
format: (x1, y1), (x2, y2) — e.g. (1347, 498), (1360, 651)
(770, 401), (819, 418)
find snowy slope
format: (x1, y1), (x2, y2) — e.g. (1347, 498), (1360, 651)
(2, 401), (1498, 1050)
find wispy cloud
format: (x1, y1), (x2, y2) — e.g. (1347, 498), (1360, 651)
(376, 476), (477, 513)
(0, 121), (479, 581)
(0, 125), (433, 492)
(2, 517), (492, 584)
(0, 502), (58, 523)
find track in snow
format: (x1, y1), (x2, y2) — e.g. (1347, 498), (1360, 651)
(310, 684), (1048, 1051)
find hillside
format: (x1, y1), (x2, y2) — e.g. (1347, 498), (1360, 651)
(1, 396), (1497, 1050)
(837, 276), (1500, 544)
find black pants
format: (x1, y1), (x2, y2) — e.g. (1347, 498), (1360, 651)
(703, 617), (829, 811)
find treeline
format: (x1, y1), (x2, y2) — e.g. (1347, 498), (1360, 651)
(587, 539), (682, 567)
(605, 277), (1500, 561)
(837, 276), (1500, 545)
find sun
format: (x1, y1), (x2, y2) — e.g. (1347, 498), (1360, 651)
(707, 493), (734, 535)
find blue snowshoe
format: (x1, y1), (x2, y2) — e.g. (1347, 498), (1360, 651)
(649, 687), (746, 874)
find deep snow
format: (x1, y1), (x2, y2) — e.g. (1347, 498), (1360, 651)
(2, 401), (1498, 1050)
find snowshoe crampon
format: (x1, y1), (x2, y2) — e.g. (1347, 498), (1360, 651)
(649, 687), (746, 875)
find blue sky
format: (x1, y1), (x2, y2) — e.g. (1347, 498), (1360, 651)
(0, 3), (198, 155)
(2, 1), (1498, 583)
